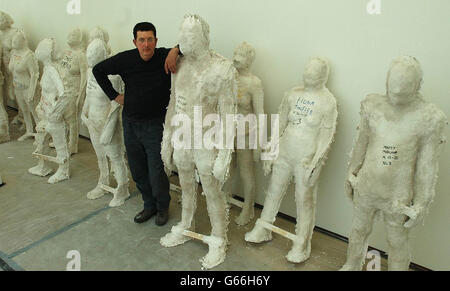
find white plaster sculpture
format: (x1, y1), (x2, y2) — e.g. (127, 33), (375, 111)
(60, 28), (88, 155)
(0, 41), (10, 143)
(0, 11), (21, 125)
(160, 14), (238, 269)
(245, 57), (338, 264)
(340, 56), (448, 271)
(9, 30), (39, 141)
(28, 38), (70, 184)
(88, 26), (112, 57)
(81, 39), (130, 207)
(224, 42), (264, 226)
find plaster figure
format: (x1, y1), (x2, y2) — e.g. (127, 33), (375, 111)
(0, 11), (21, 125)
(88, 26), (112, 57)
(28, 38), (70, 184)
(224, 42), (264, 226)
(0, 42), (10, 143)
(9, 30), (39, 141)
(340, 56), (448, 271)
(245, 57), (338, 263)
(160, 15), (238, 269)
(60, 28), (88, 154)
(81, 39), (130, 207)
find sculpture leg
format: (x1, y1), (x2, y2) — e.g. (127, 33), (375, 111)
(160, 150), (196, 247)
(245, 162), (292, 243)
(340, 200), (377, 271)
(46, 121), (70, 184)
(107, 145), (130, 207)
(234, 148), (256, 226)
(286, 167), (317, 263)
(0, 83), (10, 143)
(15, 89), (34, 141)
(199, 172), (229, 269)
(384, 212), (411, 271)
(86, 128), (109, 200)
(64, 101), (79, 155)
(222, 151), (236, 203)
(28, 123), (53, 177)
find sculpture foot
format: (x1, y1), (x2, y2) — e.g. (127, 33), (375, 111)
(17, 132), (35, 142)
(234, 207), (254, 226)
(200, 237), (227, 269)
(87, 186), (107, 200)
(245, 224), (272, 243)
(11, 115), (22, 125)
(286, 242), (311, 263)
(49, 142), (55, 148)
(0, 133), (10, 144)
(109, 187), (130, 207)
(28, 164), (53, 177)
(48, 167), (69, 184)
(160, 225), (193, 247)
(339, 263), (360, 271)
(70, 146), (78, 155)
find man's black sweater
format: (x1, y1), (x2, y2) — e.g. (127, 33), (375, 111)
(92, 47), (171, 120)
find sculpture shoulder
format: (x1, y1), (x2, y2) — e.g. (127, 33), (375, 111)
(361, 94), (385, 114)
(421, 101), (448, 131)
(210, 51), (237, 79)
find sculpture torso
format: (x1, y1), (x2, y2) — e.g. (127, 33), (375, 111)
(174, 52), (233, 124)
(278, 87), (335, 166)
(60, 49), (83, 97)
(85, 68), (121, 129)
(1, 27), (18, 68)
(40, 64), (61, 114)
(9, 49), (33, 89)
(357, 94), (442, 201)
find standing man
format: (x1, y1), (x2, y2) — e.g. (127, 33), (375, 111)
(93, 22), (180, 226)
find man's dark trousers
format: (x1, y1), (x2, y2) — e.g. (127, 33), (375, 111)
(122, 114), (170, 212)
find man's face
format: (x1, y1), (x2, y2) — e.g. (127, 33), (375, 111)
(303, 59), (326, 89)
(233, 49), (250, 71)
(133, 30), (157, 61)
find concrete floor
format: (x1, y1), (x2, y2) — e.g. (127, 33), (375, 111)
(0, 108), (390, 271)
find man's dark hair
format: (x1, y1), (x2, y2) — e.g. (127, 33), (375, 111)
(133, 22), (156, 39)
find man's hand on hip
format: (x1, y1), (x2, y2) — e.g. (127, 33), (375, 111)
(114, 94), (124, 105)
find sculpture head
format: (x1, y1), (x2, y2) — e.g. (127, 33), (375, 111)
(178, 14), (210, 57)
(86, 39), (107, 68)
(303, 57), (329, 90)
(0, 12), (13, 30)
(386, 56), (423, 106)
(35, 38), (57, 64)
(89, 26), (109, 44)
(233, 42), (255, 72)
(11, 30), (27, 50)
(67, 28), (83, 47)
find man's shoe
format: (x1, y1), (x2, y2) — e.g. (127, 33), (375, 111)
(134, 209), (156, 224)
(155, 209), (169, 226)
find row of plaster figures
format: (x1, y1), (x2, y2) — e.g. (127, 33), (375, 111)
(159, 15), (447, 271)
(0, 10), (113, 156)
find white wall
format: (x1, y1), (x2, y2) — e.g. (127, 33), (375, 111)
(1, 0), (448, 270)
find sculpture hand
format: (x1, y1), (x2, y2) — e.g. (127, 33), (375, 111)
(401, 205), (425, 229)
(304, 165), (320, 187)
(114, 94), (124, 105)
(345, 173), (357, 201)
(263, 160), (273, 176)
(213, 157), (227, 182)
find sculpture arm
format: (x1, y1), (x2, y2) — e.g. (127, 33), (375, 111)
(345, 102), (370, 200)
(26, 53), (39, 103)
(213, 66), (238, 183)
(262, 92), (290, 175)
(251, 77), (265, 162)
(305, 99), (338, 186)
(403, 113), (448, 228)
(161, 73), (176, 173)
(77, 54), (88, 109)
